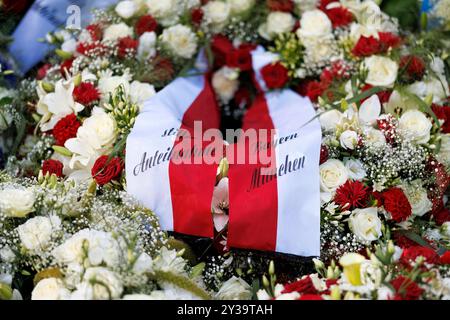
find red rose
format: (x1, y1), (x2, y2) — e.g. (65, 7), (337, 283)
(266, 0), (294, 12)
(135, 15), (158, 36)
(282, 276), (318, 295)
(86, 24), (103, 41)
(226, 47), (253, 71)
(37, 64), (51, 80)
(298, 294), (324, 300)
(190, 8), (204, 25)
(52, 114), (81, 146)
(334, 180), (370, 210)
(42, 159), (64, 178)
(91, 155), (124, 185)
(320, 145), (329, 165)
(351, 35), (381, 57)
(73, 82), (100, 105)
(260, 62), (289, 89)
(118, 36), (138, 59)
(400, 246), (440, 267)
(381, 187), (412, 222)
(440, 251), (450, 264)
(305, 80), (325, 102)
(60, 58), (74, 76)
(378, 32), (402, 51)
(390, 276), (424, 300)
(400, 55), (426, 82)
(324, 6), (353, 28)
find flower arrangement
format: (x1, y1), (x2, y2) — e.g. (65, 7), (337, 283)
(0, 0), (449, 300)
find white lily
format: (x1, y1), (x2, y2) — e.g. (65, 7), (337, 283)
(359, 94), (381, 126)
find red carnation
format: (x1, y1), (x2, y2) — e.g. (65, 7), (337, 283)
(261, 62), (289, 89)
(378, 32), (402, 51)
(351, 35), (381, 57)
(52, 114), (81, 146)
(381, 187), (412, 222)
(135, 15), (158, 36)
(324, 6), (353, 28)
(91, 155), (124, 186)
(117, 36), (138, 59)
(320, 145), (329, 165)
(320, 60), (349, 86)
(305, 80), (325, 102)
(190, 8), (204, 25)
(433, 208), (450, 226)
(60, 58), (74, 76)
(226, 46), (254, 71)
(391, 276), (424, 300)
(298, 294), (324, 300)
(400, 55), (426, 82)
(266, 0), (294, 12)
(73, 82), (100, 105)
(76, 42), (107, 56)
(431, 104), (450, 133)
(37, 64), (51, 80)
(42, 159), (64, 178)
(334, 180), (370, 210)
(440, 251), (450, 264)
(400, 246), (440, 267)
(282, 276), (318, 295)
(86, 24), (103, 41)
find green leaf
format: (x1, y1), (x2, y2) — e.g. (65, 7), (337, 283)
(0, 97), (13, 106)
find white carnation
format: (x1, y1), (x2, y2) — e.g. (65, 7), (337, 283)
(161, 24), (198, 59)
(297, 9), (332, 39)
(103, 23), (133, 41)
(72, 267), (123, 300)
(0, 187), (35, 218)
(259, 12), (295, 40)
(115, 0), (138, 19)
(146, 0), (182, 26)
(17, 216), (61, 252)
(203, 1), (231, 32)
(129, 81), (156, 110)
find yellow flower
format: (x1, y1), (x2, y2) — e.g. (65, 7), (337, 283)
(339, 253), (365, 286)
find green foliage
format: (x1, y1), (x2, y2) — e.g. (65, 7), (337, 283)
(381, 0), (421, 31)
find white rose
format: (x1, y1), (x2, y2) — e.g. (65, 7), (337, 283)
(259, 12), (295, 40)
(137, 32), (157, 60)
(115, 0), (138, 19)
(129, 81), (156, 110)
(72, 268), (123, 300)
(364, 55), (398, 88)
(320, 159), (348, 193)
(228, 0), (254, 14)
(344, 158), (367, 181)
(216, 276), (252, 300)
(408, 77), (450, 104)
(103, 23), (133, 41)
(401, 181), (433, 217)
(0, 187), (35, 218)
(348, 207), (382, 242)
(320, 109), (343, 131)
(146, 0), (181, 26)
(161, 24), (198, 59)
(32, 278), (71, 300)
(399, 110), (432, 144)
(340, 130), (359, 150)
(203, 1), (231, 32)
(297, 9), (332, 39)
(17, 216), (61, 252)
(212, 67), (240, 103)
